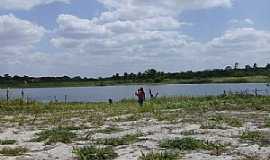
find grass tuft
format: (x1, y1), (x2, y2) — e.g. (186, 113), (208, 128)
(160, 137), (226, 154)
(73, 146), (118, 160)
(31, 128), (76, 145)
(0, 139), (16, 145)
(139, 151), (179, 160)
(96, 133), (143, 146)
(240, 131), (270, 146)
(0, 146), (28, 156)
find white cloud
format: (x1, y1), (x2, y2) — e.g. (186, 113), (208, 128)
(0, 14), (45, 48)
(228, 18), (254, 27)
(97, 0), (232, 19)
(47, 0), (267, 75)
(203, 27), (270, 67)
(0, 14), (45, 68)
(0, 0), (71, 10)
(3, 0), (270, 76)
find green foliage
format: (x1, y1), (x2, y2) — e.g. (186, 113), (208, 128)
(0, 140), (16, 145)
(96, 133), (143, 146)
(264, 119), (270, 128)
(96, 127), (122, 134)
(31, 128), (76, 145)
(160, 137), (225, 152)
(160, 137), (209, 150)
(139, 151), (179, 160)
(240, 131), (270, 146)
(2, 65), (270, 88)
(73, 146), (118, 160)
(0, 147), (28, 156)
(208, 115), (243, 127)
(240, 131), (264, 141)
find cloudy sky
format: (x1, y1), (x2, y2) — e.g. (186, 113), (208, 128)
(0, 0), (270, 77)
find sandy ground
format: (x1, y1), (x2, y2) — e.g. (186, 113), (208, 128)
(0, 110), (270, 160)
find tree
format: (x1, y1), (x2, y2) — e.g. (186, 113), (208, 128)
(265, 63), (270, 69)
(225, 66), (232, 71)
(253, 63), (258, 69)
(123, 72), (128, 79)
(144, 69), (157, 76)
(234, 62), (239, 70)
(245, 65), (252, 70)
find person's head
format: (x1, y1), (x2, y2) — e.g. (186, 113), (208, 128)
(140, 87), (144, 92)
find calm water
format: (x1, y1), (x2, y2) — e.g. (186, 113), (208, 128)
(0, 83), (269, 102)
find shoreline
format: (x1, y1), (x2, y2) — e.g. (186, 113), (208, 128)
(0, 81), (269, 89)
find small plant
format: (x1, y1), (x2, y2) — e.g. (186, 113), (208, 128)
(240, 155), (262, 160)
(0, 139), (16, 145)
(96, 127), (122, 134)
(160, 137), (208, 150)
(160, 137), (225, 152)
(139, 151), (179, 160)
(200, 122), (227, 130)
(0, 146), (28, 156)
(73, 146), (118, 160)
(264, 119), (270, 128)
(240, 131), (270, 146)
(208, 115), (243, 128)
(96, 133), (143, 146)
(31, 128), (76, 145)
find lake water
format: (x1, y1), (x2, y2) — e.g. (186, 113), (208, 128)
(0, 83), (269, 102)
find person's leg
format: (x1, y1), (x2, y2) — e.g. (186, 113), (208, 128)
(138, 100), (143, 107)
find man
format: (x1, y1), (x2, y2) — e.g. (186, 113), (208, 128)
(135, 87), (145, 106)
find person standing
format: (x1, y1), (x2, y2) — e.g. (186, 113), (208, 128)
(135, 87), (145, 106)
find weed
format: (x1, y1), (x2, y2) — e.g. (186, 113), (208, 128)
(73, 146), (118, 160)
(160, 137), (226, 153)
(264, 119), (270, 128)
(240, 131), (270, 146)
(208, 115), (243, 128)
(160, 137), (208, 150)
(31, 128), (76, 145)
(139, 151), (179, 160)
(0, 146), (28, 156)
(0, 140), (16, 145)
(96, 133), (143, 146)
(96, 127), (122, 134)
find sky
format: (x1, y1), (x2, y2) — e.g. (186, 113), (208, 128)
(0, 0), (270, 77)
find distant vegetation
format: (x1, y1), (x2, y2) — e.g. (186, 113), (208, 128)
(1, 63), (270, 88)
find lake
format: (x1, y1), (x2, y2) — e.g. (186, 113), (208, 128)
(0, 83), (269, 103)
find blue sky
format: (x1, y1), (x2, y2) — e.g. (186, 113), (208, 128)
(0, 0), (270, 77)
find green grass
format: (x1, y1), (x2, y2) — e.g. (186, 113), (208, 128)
(0, 140), (16, 145)
(96, 133), (143, 146)
(139, 151), (179, 160)
(160, 137), (226, 154)
(208, 115), (243, 128)
(96, 127), (122, 134)
(240, 131), (270, 146)
(0, 147), (28, 156)
(73, 146), (118, 160)
(31, 128), (76, 145)
(200, 122), (227, 130)
(264, 119), (270, 128)
(160, 137), (209, 150)
(1, 95), (270, 129)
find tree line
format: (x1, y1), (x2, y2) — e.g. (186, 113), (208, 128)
(1, 63), (270, 85)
